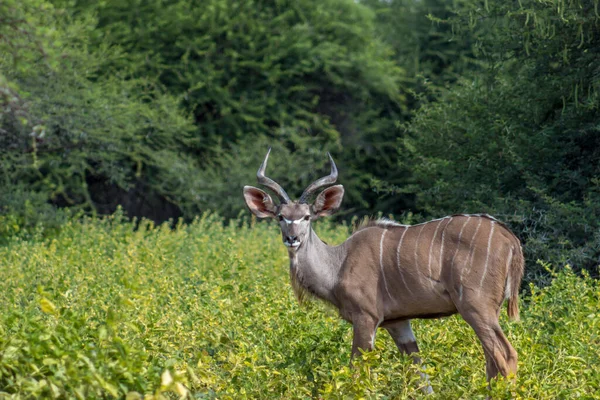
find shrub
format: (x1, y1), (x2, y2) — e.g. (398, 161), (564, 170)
(0, 215), (598, 398)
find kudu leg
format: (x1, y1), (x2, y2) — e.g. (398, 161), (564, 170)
(385, 320), (421, 362)
(350, 314), (380, 357)
(385, 320), (434, 394)
(460, 310), (518, 381)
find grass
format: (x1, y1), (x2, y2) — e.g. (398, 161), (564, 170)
(0, 212), (599, 399)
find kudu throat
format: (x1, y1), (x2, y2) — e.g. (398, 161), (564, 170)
(288, 228), (343, 307)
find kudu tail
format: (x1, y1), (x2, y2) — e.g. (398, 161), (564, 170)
(506, 243), (525, 321)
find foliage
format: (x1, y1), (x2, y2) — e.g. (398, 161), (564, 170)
(49, 0), (409, 216)
(0, 0), (199, 232)
(3, 0), (600, 288)
(1, 0), (414, 225)
(57, 0), (405, 146)
(1, 215), (599, 398)
(399, 0), (600, 281)
(360, 0), (479, 99)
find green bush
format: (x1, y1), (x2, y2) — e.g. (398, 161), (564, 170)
(50, 0), (410, 216)
(398, 0), (600, 281)
(59, 0), (405, 147)
(0, 215), (598, 398)
(1, 0), (199, 233)
(2, 0), (414, 226)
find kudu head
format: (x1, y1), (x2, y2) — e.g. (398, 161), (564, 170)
(243, 149), (344, 250)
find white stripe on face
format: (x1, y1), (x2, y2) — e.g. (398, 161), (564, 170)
(283, 218), (303, 225)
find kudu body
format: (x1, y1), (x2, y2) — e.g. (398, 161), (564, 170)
(243, 150), (524, 390)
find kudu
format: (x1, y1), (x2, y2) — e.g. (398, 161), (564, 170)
(243, 150), (524, 391)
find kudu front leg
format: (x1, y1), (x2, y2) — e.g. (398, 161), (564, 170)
(350, 313), (380, 358)
(386, 320), (434, 394)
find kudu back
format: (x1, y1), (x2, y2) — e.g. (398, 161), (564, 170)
(243, 150), (524, 391)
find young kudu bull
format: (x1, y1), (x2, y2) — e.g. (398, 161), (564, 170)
(243, 150), (524, 390)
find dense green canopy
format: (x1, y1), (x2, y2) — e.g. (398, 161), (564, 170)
(1, 0), (599, 280)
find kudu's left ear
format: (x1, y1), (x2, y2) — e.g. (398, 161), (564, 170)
(243, 186), (276, 218)
(313, 185), (344, 217)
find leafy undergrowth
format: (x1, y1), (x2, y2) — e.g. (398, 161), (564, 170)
(0, 213), (599, 399)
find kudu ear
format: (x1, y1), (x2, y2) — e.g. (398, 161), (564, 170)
(243, 186), (277, 218)
(313, 185), (344, 217)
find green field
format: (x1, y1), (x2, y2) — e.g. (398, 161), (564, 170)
(1, 214), (599, 399)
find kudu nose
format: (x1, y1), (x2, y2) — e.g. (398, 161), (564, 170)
(287, 235), (298, 242)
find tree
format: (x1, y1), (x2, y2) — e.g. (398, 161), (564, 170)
(401, 0), (600, 280)
(51, 0), (409, 216)
(1, 0), (197, 236)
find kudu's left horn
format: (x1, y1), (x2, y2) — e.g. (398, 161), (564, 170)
(299, 153), (338, 203)
(257, 148), (291, 203)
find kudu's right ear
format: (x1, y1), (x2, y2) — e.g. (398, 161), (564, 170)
(243, 186), (277, 218)
(313, 185), (344, 217)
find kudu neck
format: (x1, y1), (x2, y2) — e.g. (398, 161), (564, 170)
(288, 227), (345, 306)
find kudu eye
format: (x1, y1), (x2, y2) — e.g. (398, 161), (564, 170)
(304, 215), (310, 221)
(278, 215), (284, 222)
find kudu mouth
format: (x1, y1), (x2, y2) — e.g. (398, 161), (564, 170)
(284, 239), (301, 248)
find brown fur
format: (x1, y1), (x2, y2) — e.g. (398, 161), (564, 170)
(336, 214), (524, 382)
(353, 214), (524, 321)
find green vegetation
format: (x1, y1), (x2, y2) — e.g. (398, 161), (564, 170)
(1, 215), (599, 398)
(0, 0), (197, 230)
(398, 0), (600, 282)
(2, 0), (600, 282)
(2, 0), (599, 397)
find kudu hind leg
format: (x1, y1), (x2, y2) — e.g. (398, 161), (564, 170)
(492, 323), (518, 378)
(385, 320), (433, 394)
(461, 310), (517, 381)
(385, 320), (421, 362)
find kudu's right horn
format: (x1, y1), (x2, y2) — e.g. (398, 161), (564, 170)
(257, 148), (291, 204)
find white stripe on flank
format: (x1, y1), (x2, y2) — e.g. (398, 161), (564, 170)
(427, 218), (446, 286)
(414, 225), (426, 284)
(380, 229), (393, 300)
(439, 217), (453, 270)
(450, 216), (472, 288)
(479, 221), (496, 288)
(462, 218), (483, 283)
(504, 247), (514, 300)
(395, 227), (413, 295)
